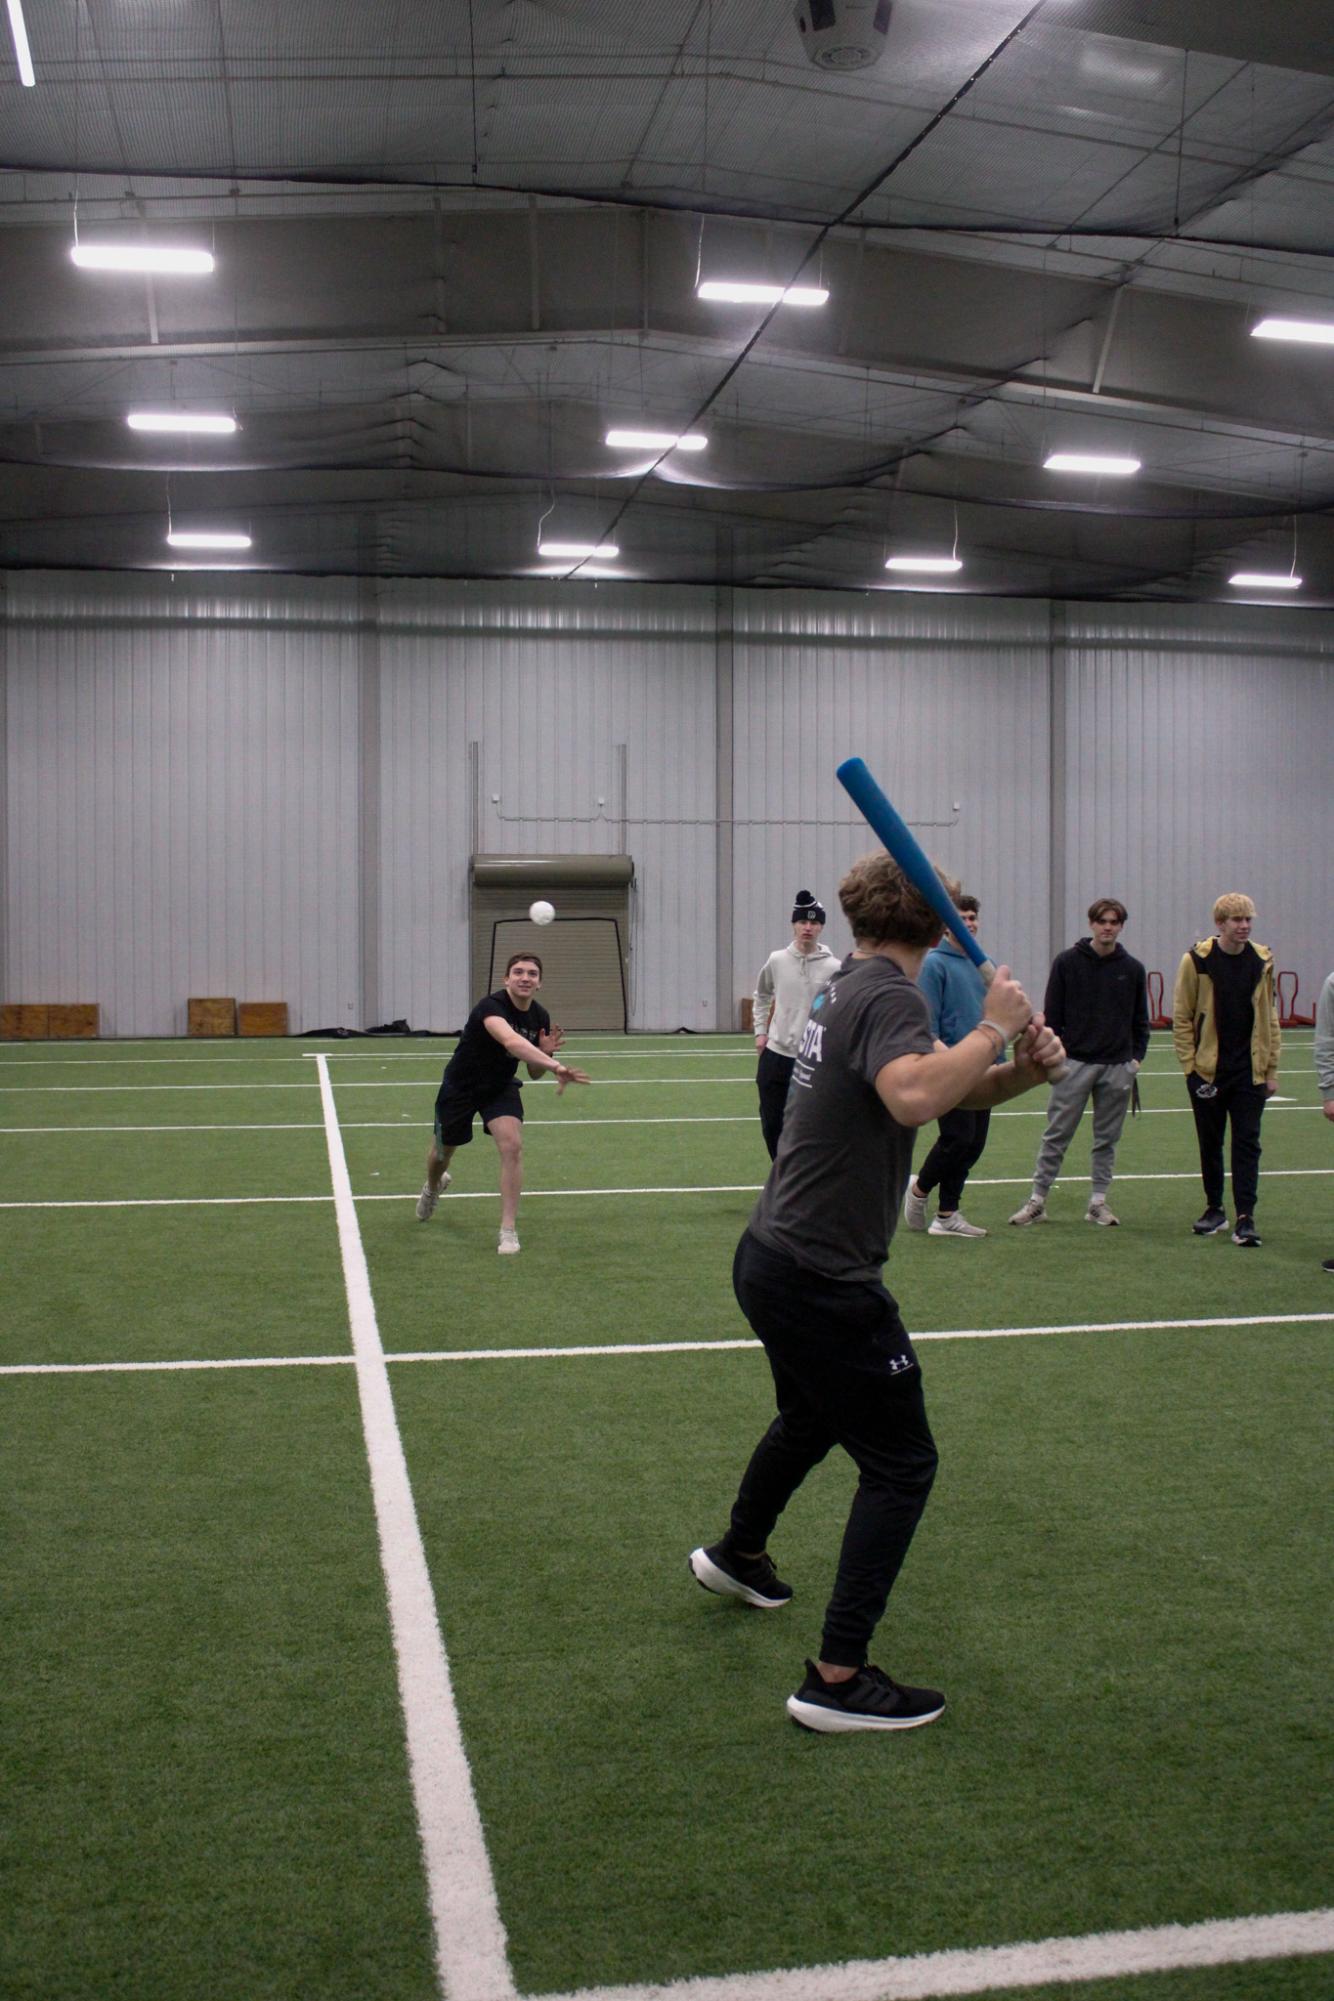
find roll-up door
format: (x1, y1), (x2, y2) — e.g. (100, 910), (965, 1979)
(470, 855), (634, 1031)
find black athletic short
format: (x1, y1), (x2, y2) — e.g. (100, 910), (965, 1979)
(433, 1081), (524, 1148)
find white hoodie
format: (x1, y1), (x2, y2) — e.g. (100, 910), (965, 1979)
(753, 940), (840, 1058)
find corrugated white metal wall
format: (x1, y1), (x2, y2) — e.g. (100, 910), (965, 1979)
(1059, 604), (1334, 1013)
(2, 572), (1331, 1037)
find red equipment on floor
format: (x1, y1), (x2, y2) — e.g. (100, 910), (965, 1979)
(1276, 970), (1316, 1028)
(1146, 969), (1172, 1029)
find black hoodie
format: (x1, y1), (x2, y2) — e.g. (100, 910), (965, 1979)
(1042, 939), (1150, 1065)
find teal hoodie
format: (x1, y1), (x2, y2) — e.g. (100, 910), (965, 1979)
(918, 936), (985, 1048)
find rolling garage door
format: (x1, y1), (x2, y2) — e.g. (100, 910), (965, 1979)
(470, 855), (633, 1031)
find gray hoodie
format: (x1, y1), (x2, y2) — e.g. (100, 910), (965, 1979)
(753, 940), (839, 1058)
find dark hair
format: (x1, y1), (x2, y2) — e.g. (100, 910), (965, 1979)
(1088, 899), (1127, 926)
(839, 851), (946, 951)
(505, 951), (543, 977)
(957, 893), (980, 915)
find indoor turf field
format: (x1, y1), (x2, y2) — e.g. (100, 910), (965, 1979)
(3, 1030), (1330, 2001)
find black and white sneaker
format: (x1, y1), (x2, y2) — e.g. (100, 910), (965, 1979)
(688, 1541), (792, 1610)
(1232, 1215), (1261, 1247)
(786, 1659), (945, 1733)
(1192, 1207), (1228, 1236)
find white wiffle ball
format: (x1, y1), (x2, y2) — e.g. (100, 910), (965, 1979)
(528, 899), (556, 926)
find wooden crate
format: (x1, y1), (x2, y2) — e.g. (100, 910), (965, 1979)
(1, 1004), (49, 1039)
(237, 1001), (289, 1038)
(48, 1004), (100, 1039)
(188, 997), (237, 1038)
(737, 996), (754, 1033)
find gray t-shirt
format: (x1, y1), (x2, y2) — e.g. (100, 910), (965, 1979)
(749, 954), (936, 1283)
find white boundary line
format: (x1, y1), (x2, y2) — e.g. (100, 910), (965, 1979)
(6, 1313), (1331, 1376)
(314, 1054), (517, 2001)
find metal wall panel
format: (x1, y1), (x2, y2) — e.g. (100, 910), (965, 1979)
(2, 573), (362, 1036)
(375, 581), (720, 1032)
(1060, 604), (1334, 1014)
(730, 592), (1055, 1020)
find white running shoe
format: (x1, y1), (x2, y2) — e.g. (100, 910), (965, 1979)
(903, 1183), (929, 1232)
(498, 1227), (521, 1255)
(928, 1211), (987, 1238)
(1009, 1195), (1047, 1227)
(1086, 1196), (1119, 1226)
(415, 1171), (451, 1221)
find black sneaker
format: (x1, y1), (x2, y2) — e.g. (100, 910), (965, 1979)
(786, 1659), (945, 1733)
(1323, 1259), (1334, 1275)
(1232, 1215), (1261, 1247)
(689, 1541), (792, 1610)
(1192, 1207), (1228, 1236)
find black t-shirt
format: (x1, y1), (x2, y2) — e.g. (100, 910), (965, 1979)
(749, 955), (935, 1283)
(440, 991), (551, 1101)
(1207, 943), (1259, 1083)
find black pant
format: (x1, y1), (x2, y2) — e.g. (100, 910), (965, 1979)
(755, 1047), (796, 1160)
(915, 1107), (992, 1211)
(1187, 1072), (1267, 1215)
(728, 1230), (938, 1668)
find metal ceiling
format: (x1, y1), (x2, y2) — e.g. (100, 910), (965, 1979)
(1, 0), (1332, 601)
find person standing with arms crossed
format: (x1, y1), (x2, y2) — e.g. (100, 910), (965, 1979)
(1316, 968), (1334, 1275)
(689, 850), (1065, 1732)
(1008, 898), (1149, 1229)
(752, 890), (839, 1159)
(415, 951), (589, 1254)
(903, 890), (994, 1238)
(1172, 894), (1280, 1248)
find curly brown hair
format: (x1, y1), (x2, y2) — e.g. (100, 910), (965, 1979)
(839, 851), (948, 950)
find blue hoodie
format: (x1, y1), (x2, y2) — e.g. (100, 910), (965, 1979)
(917, 936), (985, 1048)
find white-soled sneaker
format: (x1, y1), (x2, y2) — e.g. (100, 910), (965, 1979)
(1009, 1195), (1047, 1227)
(498, 1227), (521, 1255)
(903, 1183), (929, 1232)
(1086, 1196), (1118, 1226)
(415, 1171), (451, 1221)
(928, 1211), (987, 1238)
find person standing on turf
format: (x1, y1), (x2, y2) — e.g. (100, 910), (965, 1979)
(1316, 968), (1334, 1275)
(1172, 894), (1280, 1249)
(689, 850), (1065, 1733)
(416, 952), (589, 1255)
(903, 888), (994, 1238)
(752, 890), (839, 1159)
(1008, 898), (1149, 1230)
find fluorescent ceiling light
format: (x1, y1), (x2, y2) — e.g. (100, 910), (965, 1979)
(72, 243), (215, 274)
(166, 529), (252, 550)
(1228, 571), (1301, 590)
(1250, 317), (1334, 346)
(697, 280), (829, 307)
(6, 0), (35, 85)
(128, 411), (237, 434)
(885, 555), (963, 574)
(1044, 451), (1141, 476)
(605, 428), (707, 452)
(537, 540), (619, 560)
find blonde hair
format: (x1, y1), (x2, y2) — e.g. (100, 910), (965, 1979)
(1212, 893), (1255, 924)
(839, 851), (948, 950)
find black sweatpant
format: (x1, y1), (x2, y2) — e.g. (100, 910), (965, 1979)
(755, 1047), (796, 1160)
(1187, 1072), (1267, 1216)
(728, 1229), (938, 1668)
(915, 1107), (992, 1211)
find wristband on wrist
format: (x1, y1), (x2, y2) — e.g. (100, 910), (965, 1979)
(974, 1020), (1007, 1059)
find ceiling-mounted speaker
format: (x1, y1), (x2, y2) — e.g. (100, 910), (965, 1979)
(794, 0), (892, 71)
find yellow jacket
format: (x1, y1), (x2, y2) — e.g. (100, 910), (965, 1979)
(1172, 938), (1281, 1084)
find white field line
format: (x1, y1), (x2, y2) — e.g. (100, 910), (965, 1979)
(532, 1909), (1334, 2001)
(7, 1312), (1333, 1377)
(314, 1053), (516, 2001)
(6, 1166), (1333, 1212)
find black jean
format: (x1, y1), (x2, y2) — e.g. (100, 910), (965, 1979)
(1187, 1072), (1267, 1215)
(915, 1106), (992, 1210)
(755, 1047), (796, 1160)
(729, 1229), (939, 1668)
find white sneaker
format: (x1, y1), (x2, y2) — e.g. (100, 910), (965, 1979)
(928, 1212), (987, 1238)
(1009, 1195), (1047, 1227)
(1086, 1196), (1119, 1227)
(903, 1183), (929, 1232)
(415, 1171), (451, 1221)
(497, 1227), (521, 1255)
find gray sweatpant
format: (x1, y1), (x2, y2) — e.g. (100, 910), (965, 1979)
(1031, 1060), (1135, 1199)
